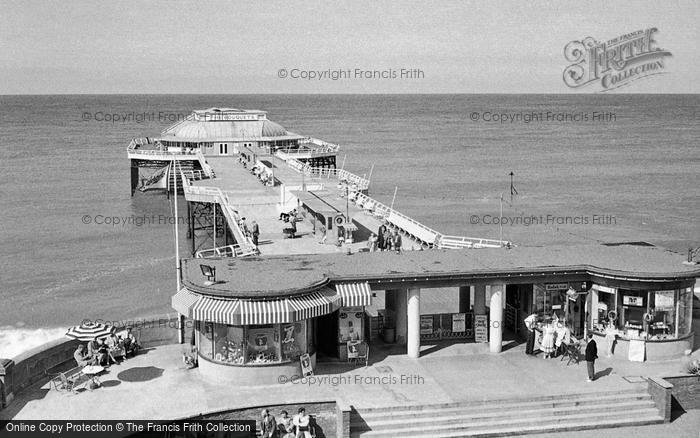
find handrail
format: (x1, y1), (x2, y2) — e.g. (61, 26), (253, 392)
(285, 157), (370, 190)
(196, 243), (258, 258)
(179, 168), (258, 256)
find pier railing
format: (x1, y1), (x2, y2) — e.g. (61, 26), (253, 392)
(178, 169), (259, 256)
(285, 157), (370, 190)
(195, 243), (257, 259)
(297, 137), (340, 153)
(350, 191), (509, 249)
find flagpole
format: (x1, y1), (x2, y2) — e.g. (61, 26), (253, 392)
(173, 159), (184, 344)
(390, 186), (398, 210)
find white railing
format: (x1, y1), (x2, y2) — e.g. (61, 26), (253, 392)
(179, 168), (258, 256)
(195, 149), (215, 178)
(196, 243), (258, 259)
(297, 137), (340, 153)
(349, 191), (509, 249)
(285, 157), (370, 190)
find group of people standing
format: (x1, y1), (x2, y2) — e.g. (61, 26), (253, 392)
(524, 312), (599, 382)
(260, 407), (313, 438)
(370, 223), (402, 252)
(239, 217), (260, 246)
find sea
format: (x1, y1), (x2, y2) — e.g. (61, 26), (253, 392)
(1, 94), (699, 359)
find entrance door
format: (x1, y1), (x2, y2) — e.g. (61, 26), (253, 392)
(219, 143), (228, 155)
(316, 311), (339, 359)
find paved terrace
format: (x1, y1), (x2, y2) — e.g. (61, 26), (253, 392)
(3, 339), (697, 422)
(181, 244), (700, 297)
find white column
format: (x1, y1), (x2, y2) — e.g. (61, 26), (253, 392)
(407, 288), (421, 359)
(489, 283), (505, 353)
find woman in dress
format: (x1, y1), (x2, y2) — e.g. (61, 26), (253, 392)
(541, 319), (556, 359)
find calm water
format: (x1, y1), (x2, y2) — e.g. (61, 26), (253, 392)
(1, 94), (699, 358)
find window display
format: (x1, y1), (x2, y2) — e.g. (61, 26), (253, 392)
(338, 307), (364, 342)
(198, 322), (214, 360)
(281, 322), (307, 361)
(247, 325), (280, 364)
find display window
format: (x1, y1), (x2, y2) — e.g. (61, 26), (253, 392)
(338, 307), (364, 343)
(281, 321), (307, 361)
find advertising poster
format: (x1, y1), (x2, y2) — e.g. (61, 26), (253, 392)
(338, 306), (363, 342)
(474, 315), (488, 343)
(420, 315), (434, 335)
(452, 313), (466, 332)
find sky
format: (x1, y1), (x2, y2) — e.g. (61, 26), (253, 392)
(1, 0), (699, 94)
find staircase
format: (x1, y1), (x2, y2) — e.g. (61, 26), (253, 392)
(350, 388), (664, 437)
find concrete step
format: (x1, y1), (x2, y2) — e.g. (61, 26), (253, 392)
(352, 409), (663, 437)
(353, 388), (648, 417)
(351, 414), (664, 438)
(350, 399), (656, 430)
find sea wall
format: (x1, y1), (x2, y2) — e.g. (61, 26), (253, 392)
(0, 313), (190, 408)
(663, 374), (700, 411)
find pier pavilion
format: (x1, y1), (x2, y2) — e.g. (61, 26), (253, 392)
(173, 244), (699, 384)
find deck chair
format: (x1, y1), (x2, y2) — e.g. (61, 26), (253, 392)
(48, 370), (80, 393)
(561, 340), (581, 365)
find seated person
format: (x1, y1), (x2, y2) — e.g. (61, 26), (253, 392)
(120, 328), (140, 357)
(105, 333), (126, 362)
(87, 337), (107, 366)
(74, 344), (94, 367)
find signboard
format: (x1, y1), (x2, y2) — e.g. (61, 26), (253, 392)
(654, 291), (674, 310)
(546, 283), (569, 291)
(300, 353), (313, 376)
(420, 315), (434, 335)
(452, 313), (466, 333)
(628, 339), (645, 362)
(474, 315), (488, 343)
(623, 295), (644, 307)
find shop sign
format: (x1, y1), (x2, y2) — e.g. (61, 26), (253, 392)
(546, 283), (569, 291)
(300, 353), (313, 376)
(420, 315), (434, 335)
(654, 291), (674, 309)
(623, 295), (644, 307)
(474, 315), (488, 343)
(628, 339), (645, 362)
(452, 313), (467, 333)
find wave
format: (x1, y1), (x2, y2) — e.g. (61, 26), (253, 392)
(0, 326), (68, 360)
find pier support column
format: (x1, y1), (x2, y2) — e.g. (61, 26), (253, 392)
(458, 286), (472, 313)
(407, 288), (421, 359)
(130, 162), (139, 196)
(394, 289), (408, 345)
(489, 283), (505, 353)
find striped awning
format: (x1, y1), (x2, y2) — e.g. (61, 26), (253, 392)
(290, 288), (342, 320)
(335, 282), (372, 307)
(172, 288), (200, 316)
(171, 287), (341, 325)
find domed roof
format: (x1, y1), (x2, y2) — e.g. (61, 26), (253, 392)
(160, 108), (302, 142)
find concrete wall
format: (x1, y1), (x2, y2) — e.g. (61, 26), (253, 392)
(0, 313), (190, 409)
(663, 374), (700, 411)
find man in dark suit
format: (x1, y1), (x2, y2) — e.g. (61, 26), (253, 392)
(585, 332), (598, 382)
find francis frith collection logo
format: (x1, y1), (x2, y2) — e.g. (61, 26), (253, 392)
(563, 28), (672, 91)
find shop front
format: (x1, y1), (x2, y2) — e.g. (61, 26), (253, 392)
(587, 283), (695, 361)
(533, 282), (588, 337)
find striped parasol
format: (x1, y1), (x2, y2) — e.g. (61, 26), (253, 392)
(65, 322), (115, 341)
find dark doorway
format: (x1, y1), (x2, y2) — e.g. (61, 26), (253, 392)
(316, 311), (339, 359)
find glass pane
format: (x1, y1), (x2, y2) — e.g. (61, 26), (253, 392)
(247, 325), (280, 364)
(678, 287), (693, 337)
(281, 322), (307, 362)
(198, 322), (214, 360)
(213, 323), (228, 362)
(649, 291), (675, 339)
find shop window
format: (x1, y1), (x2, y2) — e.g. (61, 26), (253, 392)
(620, 290), (646, 336)
(212, 324), (245, 364)
(247, 325), (281, 364)
(198, 322), (215, 360)
(677, 287), (693, 338)
(338, 307), (364, 342)
(281, 321), (307, 361)
(648, 291), (675, 339)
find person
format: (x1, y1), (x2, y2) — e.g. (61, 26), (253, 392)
(604, 321), (617, 357)
(240, 217), (250, 237)
(391, 230), (402, 253)
(122, 327), (140, 357)
(105, 333), (125, 363)
(260, 409), (277, 438)
(554, 321), (571, 357)
(277, 410), (295, 438)
(293, 407), (312, 438)
(523, 312), (538, 355)
(87, 337), (107, 366)
(377, 224), (387, 251)
(100, 338), (118, 365)
(540, 319), (556, 359)
(368, 232), (378, 252)
(585, 332), (598, 382)
(251, 220), (260, 246)
(73, 344), (93, 367)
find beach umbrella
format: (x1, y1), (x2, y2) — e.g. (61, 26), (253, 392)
(65, 322), (115, 341)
